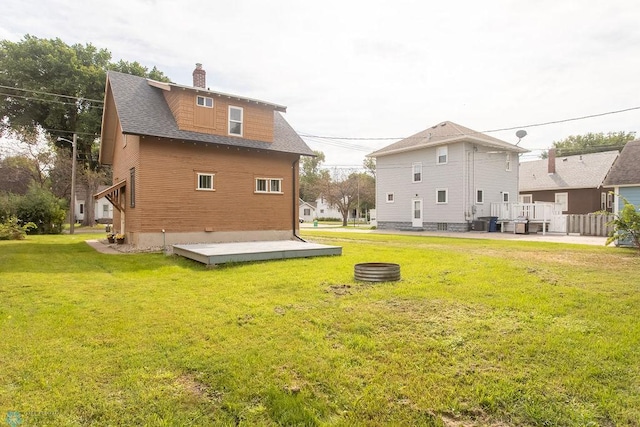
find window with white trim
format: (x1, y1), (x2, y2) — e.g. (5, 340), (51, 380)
(506, 153), (512, 171)
(502, 192), (510, 202)
(303, 208), (311, 216)
(519, 194), (533, 204)
(196, 95), (214, 108)
(412, 163), (422, 183)
(601, 192), (607, 210)
(255, 178), (282, 193)
(386, 193), (394, 203)
(437, 146), (448, 164)
(229, 106), (243, 136)
(555, 192), (568, 212)
(197, 173), (215, 191)
(436, 188), (448, 204)
(476, 189), (484, 204)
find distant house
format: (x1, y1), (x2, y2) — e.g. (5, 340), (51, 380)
(603, 139), (640, 213)
(75, 185), (113, 224)
(368, 121), (528, 231)
(299, 199), (316, 222)
(315, 197), (343, 221)
(519, 149), (619, 214)
(96, 64), (314, 248)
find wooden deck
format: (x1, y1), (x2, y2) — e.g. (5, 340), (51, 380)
(173, 240), (342, 266)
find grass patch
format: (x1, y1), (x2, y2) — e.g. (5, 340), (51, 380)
(1, 233), (639, 426)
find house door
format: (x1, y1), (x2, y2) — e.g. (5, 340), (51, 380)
(411, 198), (423, 227)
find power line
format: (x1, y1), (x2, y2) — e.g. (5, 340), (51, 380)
(0, 91), (104, 110)
(298, 105), (640, 141)
(0, 84), (104, 103)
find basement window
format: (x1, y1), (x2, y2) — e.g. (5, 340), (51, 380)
(196, 95), (213, 108)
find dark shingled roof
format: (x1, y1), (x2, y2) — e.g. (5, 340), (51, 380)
(603, 139), (640, 186)
(107, 71), (314, 156)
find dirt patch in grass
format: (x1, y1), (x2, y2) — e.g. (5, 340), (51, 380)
(175, 374), (222, 403)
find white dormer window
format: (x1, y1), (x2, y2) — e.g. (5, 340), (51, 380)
(437, 146), (448, 164)
(196, 95), (214, 108)
(229, 106), (243, 136)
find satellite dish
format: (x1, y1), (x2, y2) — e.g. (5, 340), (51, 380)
(515, 129), (527, 146)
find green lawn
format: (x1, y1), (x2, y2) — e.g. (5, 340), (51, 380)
(1, 233), (639, 426)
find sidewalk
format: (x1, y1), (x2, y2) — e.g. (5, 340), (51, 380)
(301, 224), (609, 246)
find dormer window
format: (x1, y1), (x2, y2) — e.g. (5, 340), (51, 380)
(229, 106), (243, 136)
(196, 95), (213, 108)
(437, 146), (448, 164)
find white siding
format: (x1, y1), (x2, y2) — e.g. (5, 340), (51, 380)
(376, 142), (521, 226)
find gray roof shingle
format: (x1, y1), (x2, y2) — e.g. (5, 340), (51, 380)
(519, 150), (619, 191)
(107, 71), (314, 156)
(368, 120), (528, 157)
(603, 139), (640, 186)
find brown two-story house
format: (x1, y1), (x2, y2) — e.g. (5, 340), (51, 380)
(96, 64), (314, 248)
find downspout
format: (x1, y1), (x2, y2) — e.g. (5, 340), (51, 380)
(292, 157), (306, 242)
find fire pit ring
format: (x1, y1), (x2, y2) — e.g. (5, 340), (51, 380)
(354, 262), (401, 282)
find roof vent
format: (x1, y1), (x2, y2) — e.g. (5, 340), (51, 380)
(440, 122), (447, 127)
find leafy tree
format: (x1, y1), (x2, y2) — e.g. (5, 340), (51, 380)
(14, 185), (66, 234)
(0, 34), (170, 224)
(606, 197), (640, 252)
(320, 170), (374, 226)
(541, 131), (636, 158)
(363, 156), (376, 178)
(0, 155), (38, 194)
(0, 216), (37, 240)
(300, 150), (330, 202)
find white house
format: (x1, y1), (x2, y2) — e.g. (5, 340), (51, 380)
(368, 121), (528, 231)
(75, 185), (113, 224)
(315, 196), (343, 220)
(299, 199), (316, 222)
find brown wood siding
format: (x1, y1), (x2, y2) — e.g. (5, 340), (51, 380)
(163, 89), (274, 142)
(133, 137), (298, 233)
(111, 132), (142, 232)
(522, 188), (610, 214)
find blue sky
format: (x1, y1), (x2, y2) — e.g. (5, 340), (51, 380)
(2, 0), (639, 168)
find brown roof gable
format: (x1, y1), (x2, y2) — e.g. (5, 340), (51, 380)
(368, 121), (528, 157)
(100, 71), (313, 165)
(603, 139), (640, 186)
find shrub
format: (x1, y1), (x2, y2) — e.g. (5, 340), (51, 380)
(606, 197), (640, 251)
(0, 216), (37, 240)
(14, 186), (67, 234)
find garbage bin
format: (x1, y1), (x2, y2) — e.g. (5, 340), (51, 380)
(313, 219), (318, 228)
(488, 217), (498, 232)
(477, 216), (491, 232)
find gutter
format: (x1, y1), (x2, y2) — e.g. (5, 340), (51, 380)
(292, 157), (306, 242)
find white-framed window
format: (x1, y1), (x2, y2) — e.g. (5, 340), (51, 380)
(255, 178), (282, 194)
(607, 192), (614, 209)
(476, 189), (484, 204)
(437, 146), (448, 164)
(102, 204), (109, 215)
(229, 106), (243, 136)
(196, 95), (214, 108)
(412, 162), (422, 183)
(436, 188), (448, 204)
(601, 192), (607, 210)
(502, 192), (510, 203)
(519, 194), (533, 204)
(386, 193), (395, 203)
(555, 192), (568, 212)
(506, 153), (512, 171)
(79, 203), (84, 214)
(197, 173), (215, 191)
(303, 208), (311, 216)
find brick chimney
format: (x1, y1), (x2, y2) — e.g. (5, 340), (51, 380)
(548, 148), (556, 174)
(192, 63), (206, 88)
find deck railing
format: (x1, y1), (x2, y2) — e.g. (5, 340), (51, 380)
(490, 202), (561, 221)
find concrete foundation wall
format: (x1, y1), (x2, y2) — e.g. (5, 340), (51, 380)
(377, 221), (471, 232)
(130, 229), (294, 250)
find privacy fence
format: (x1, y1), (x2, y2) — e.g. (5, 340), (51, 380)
(566, 213), (614, 237)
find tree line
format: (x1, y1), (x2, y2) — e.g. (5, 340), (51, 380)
(0, 35), (170, 233)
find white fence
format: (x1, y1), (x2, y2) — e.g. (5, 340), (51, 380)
(566, 214), (614, 237)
